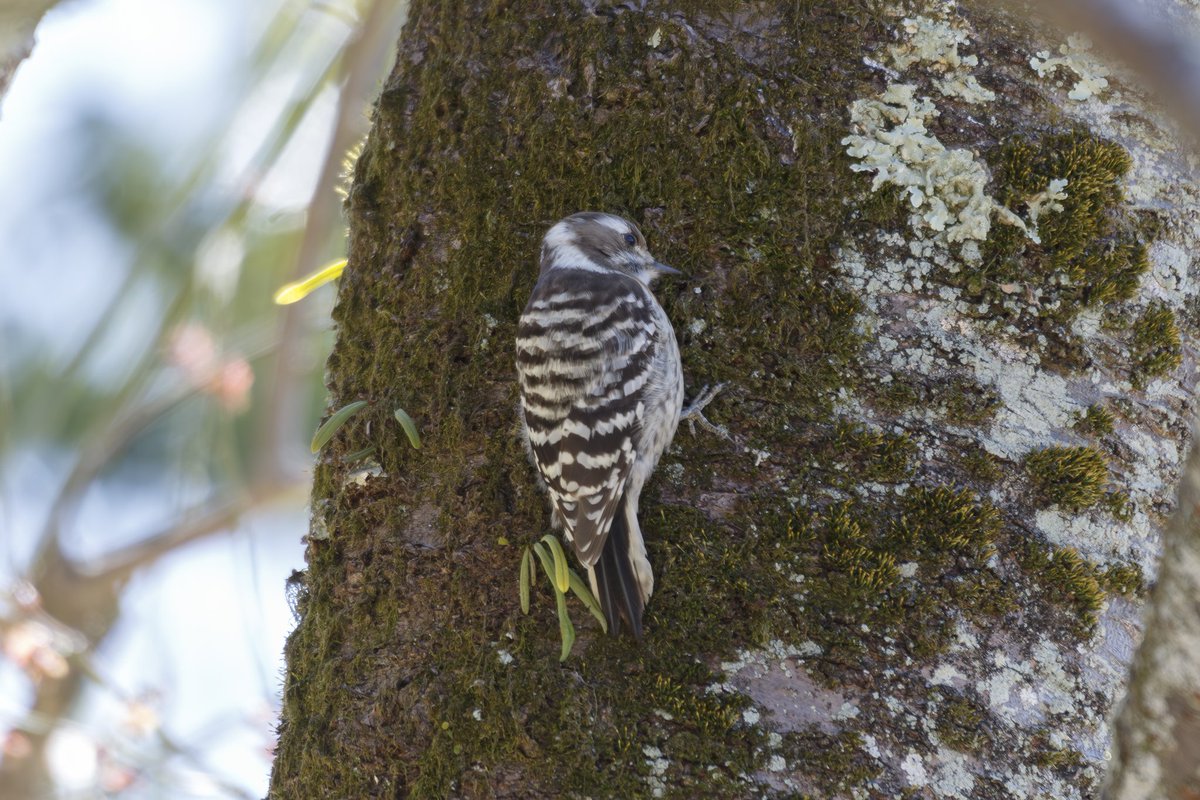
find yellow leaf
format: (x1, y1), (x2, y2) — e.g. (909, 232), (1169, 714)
(273, 258), (347, 305)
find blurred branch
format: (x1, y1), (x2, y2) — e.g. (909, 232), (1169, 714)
(85, 477), (303, 583)
(259, 0), (405, 468)
(54, 265), (143, 384)
(1003, 0), (1200, 144)
(38, 317), (280, 558)
(230, 45), (344, 218)
(4, 471), (302, 796)
(0, 0), (58, 98)
(291, 0), (401, 287)
(36, 283), (197, 554)
(3, 633), (262, 800)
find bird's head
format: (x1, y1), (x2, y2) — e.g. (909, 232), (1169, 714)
(539, 212), (679, 285)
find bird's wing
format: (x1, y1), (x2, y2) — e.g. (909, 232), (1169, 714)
(516, 270), (657, 566)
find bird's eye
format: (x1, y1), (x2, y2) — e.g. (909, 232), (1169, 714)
(623, 233), (636, 246)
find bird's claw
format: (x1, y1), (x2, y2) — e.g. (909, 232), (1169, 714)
(681, 383), (730, 440)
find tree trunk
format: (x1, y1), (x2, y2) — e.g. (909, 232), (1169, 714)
(1106, 442), (1200, 798)
(269, 1), (1196, 797)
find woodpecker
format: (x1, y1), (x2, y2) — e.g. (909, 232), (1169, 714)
(515, 212), (684, 639)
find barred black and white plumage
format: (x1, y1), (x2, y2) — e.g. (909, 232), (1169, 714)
(516, 212), (684, 638)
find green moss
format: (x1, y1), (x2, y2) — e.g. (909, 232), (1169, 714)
(1073, 403), (1115, 438)
(1018, 541), (1143, 632)
(822, 501), (902, 594)
(863, 374), (1000, 427)
(887, 485), (1000, 560)
(826, 420), (916, 484)
(771, 485), (1013, 663)
(1025, 445), (1108, 510)
(1101, 490), (1134, 522)
(1130, 302), (1182, 388)
(778, 730), (879, 793)
(1029, 730), (1088, 770)
(1035, 747), (1087, 770)
(988, 131), (1132, 266)
(957, 444), (1003, 484)
(940, 379), (1002, 426)
(935, 695), (987, 753)
(1100, 562), (1145, 597)
(870, 377), (921, 415)
(1019, 542), (1105, 632)
(962, 131), (1149, 333)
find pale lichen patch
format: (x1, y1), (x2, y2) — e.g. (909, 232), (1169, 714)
(901, 750), (929, 786)
(1030, 34), (1111, 101)
(843, 84), (1027, 244)
(930, 747), (976, 797)
(1023, 178), (1069, 244)
(843, 4), (1071, 248)
(1144, 240), (1195, 307)
(642, 745), (670, 798)
(889, 14), (996, 103)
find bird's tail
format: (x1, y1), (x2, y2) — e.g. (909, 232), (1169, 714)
(589, 497), (654, 639)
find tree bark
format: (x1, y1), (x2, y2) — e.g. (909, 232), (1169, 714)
(270, 1), (1197, 797)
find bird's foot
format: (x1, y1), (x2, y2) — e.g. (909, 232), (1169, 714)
(682, 383), (730, 440)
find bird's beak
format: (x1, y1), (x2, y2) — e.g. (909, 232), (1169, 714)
(653, 261), (681, 276)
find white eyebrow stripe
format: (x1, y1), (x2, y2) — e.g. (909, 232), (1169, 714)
(596, 215), (628, 234)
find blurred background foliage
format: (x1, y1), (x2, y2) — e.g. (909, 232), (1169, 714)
(0, 0), (406, 796)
